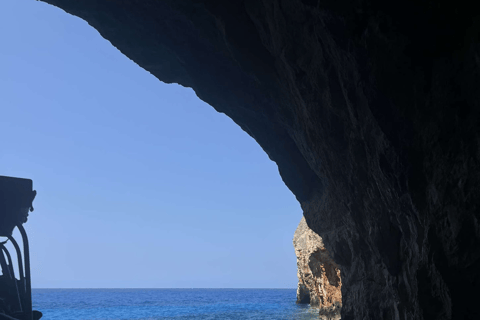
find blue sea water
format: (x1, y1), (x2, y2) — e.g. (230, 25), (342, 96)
(33, 289), (323, 320)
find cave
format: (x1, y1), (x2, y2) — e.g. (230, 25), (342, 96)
(33, 1), (480, 319)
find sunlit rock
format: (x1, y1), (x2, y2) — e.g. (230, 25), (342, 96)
(294, 217), (341, 318)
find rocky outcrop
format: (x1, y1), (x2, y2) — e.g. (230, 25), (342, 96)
(293, 217), (341, 316)
(38, 1), (480, 319)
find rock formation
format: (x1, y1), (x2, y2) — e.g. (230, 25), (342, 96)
(38, 1), (480, 319)
(293, 217), (341, 317)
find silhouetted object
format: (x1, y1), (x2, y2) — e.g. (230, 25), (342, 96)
(0, 176), (42, 320)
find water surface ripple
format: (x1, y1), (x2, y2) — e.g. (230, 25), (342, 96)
(33, 289), (323, 319)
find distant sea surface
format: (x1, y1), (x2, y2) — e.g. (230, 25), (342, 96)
(33, 289), (323, 320)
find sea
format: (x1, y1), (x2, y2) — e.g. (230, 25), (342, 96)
(32, 289), (324, 320)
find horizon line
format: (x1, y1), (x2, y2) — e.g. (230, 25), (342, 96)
(32, 287), (297, 290)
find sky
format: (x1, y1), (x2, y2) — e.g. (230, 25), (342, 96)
(0, 0), (302, 288)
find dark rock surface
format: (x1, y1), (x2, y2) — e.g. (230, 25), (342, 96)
(39, 1), (480, 319)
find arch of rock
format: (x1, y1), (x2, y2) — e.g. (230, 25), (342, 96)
(40, 1), (480, 319)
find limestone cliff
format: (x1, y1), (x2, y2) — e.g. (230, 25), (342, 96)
(294, 217), (341, 317)
(38, 1), (480, 319)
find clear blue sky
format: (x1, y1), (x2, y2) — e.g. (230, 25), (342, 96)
(0, 0), (302, 288)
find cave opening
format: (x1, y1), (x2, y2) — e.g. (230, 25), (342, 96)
(12, 0), (480, 319)
(0, 0), (303, 293)
(0, 0), (414, 318)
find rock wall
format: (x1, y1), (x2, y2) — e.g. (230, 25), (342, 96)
(293, 217), (341, 317)
(38, 1), (480, 319)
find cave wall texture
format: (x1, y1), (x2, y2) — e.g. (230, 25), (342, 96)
(39, 1), (480, 319)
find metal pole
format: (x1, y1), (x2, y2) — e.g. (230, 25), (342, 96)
(0, 244), (23, 312)
(0, 245), (10, 275)
(7, 235), (25, 293)
(16, 224), (32, 320)
(0, 245), (15, 277)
